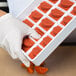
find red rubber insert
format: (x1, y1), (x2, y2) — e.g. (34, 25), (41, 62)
(50, 26), (62, 37)
(23, 37), (34, 47)
(35, 27), (44, 36)
(29, 10), (43, 22)
(49, 0), (58, 4)
(22, 45), (29, 52)
(59, 0), (74, 11)
(61, 16), (72, 26)
(40, 36), (52, 47)
(71, 6), (76, 15)
(40, 18), (54, 31)
(38, 1), (52, 13)
(29, 46), (42, 59)
(23, 19), (34, 27)
(49, 8), (64, 21)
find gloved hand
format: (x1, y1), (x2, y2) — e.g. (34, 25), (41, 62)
(0, 12), (41, 67)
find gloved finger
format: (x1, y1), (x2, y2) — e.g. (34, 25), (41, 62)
(26, 28), (41, 39)
(30, 29), (41, 39)
(12, 19), (41, 39)
(2, 33), (18, 59)
(17, 49), (30, 67)
(6, 29), (30, 67)
(9, 42), (30, 67)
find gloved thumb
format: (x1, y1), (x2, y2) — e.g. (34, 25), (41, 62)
(27, 28), (41, 39)
(5, 29), (30, 67)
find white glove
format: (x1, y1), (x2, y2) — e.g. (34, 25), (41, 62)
(0, 13), (41, 67)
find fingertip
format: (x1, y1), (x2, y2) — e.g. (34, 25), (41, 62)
(24, 61), (30, 67)
(35, 34), (41, 39)
(18, 50), (30, 67)
(30, 32), (41, 39)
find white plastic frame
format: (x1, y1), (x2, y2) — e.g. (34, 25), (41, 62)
(17, 0), (76, 66)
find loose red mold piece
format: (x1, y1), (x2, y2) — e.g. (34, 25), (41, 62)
(27, 63), (34, 74)
(49, 0), (58, 4)
(40, 36), (52, 47)
(49, 8), (64, 21)
(40, 18), (54, 31)
(22, 45), (30, 52)
(35, 66), (48, 74)
(38, 1), (52, 13)
(71, 6), (76, 15)
(21, 62), (48, 74)
(40, 62), (45, 66)
(29, 10), (43, 22)
(59, 0), (74, 11)
(27, 67), (34, 74)
(23, 19), (34, 27)
(23, 37), (34, 47)
(21, 62), (34, 74)
(50, 26), (62, 37)
(61, 16), (72, 26)
(29, 46), (42, 59)
(21, 63), (26, 68)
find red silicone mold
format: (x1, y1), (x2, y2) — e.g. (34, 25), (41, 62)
(49, 0), (58, 4)
(71, 6), (76, 15)
(23, 19), (34, 27)
(59, 0), (74, 11)
(39, 18), (54, 31)
(40, 36), (52, 47)
(23, 37), (35, 47)
(22, 45), (30, 52)
(35, 27), (44, 36)
(38, 1), (52, 13)
(29, 46), (42, 59)
(50, 26), (62, 37)
(61, 16), (72, 26)
(29, 10), (43, 22)
(49, 8), (64, 21)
